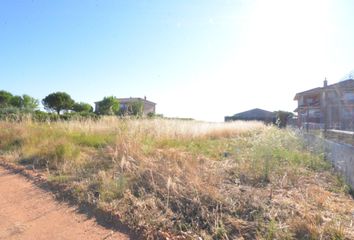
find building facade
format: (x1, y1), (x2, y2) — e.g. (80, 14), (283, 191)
(294, 79), (354, 130)
(95, 97), (156, 116)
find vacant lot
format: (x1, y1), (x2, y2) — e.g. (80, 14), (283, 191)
(0, 118), (353, 239)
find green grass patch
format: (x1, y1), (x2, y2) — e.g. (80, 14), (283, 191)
(48, 174), (73, 183)
(152, 138), (234, 159)
(70, 132), (115, 148)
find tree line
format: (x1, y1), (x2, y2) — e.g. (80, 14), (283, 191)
(0, 90), (150, 121)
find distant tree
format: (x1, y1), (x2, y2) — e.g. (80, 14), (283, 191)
(0, 90), (13, 107)
(10, 95), (23, 108)
(129, 100), (144, 117)
(96, 96), (119, 115)
(5, 94), (38, 110)
(73, 102), (93, 113)
(22, 94), (39, 110)
(147, 112), (155, 118)
(147, 112), (163, 119)
(275, 111), (294, 128)
(42, 92), (75, 114)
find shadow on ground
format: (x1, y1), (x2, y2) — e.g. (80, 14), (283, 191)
(0, 160), (142, 240)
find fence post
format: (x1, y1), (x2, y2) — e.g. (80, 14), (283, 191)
(306, 105), (309, 133)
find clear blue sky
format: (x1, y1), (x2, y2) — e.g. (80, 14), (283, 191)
(1, 0), (354, 121)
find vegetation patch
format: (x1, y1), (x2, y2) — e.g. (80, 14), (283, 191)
(0, 118), (353, 239)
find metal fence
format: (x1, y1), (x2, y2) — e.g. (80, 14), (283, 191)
(302, 132), (354, 189)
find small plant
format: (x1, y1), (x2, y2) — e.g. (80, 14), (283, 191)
(323, 222), (345, 240)
(264, 219), (277, 240)
(71, 132), (113, 148)
(213, 226), (227, 240)
(97, 174), (128, 202)
(291, 215), (322, 240)
(48, 174), (72, 183)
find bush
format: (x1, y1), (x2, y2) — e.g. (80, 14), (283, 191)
(32, 111), (59, 122)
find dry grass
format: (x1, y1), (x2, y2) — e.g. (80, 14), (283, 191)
(0, 117), (353, 239)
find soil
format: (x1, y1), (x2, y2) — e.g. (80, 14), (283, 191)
(0, 165), (134, 240)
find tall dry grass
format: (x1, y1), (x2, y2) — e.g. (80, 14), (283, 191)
(51, 117), (265, 138)
(0, 117), (353, 239)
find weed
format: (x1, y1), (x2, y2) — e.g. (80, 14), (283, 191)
(71, 132), (114, 148)
(48, 174), (72, 183)
(213, 225), (227, 240)
(264, 219), (277, 240)
(99, 175), (128, 202)
(291, 218), (320, 240)
(323, 222), (345, 240)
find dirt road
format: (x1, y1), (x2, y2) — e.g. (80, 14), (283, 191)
(0, 165), (133, 240)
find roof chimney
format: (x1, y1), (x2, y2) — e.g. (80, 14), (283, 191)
(324, 77), (328, 87)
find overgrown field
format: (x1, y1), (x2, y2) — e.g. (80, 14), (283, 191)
(0, 118), (353, 239)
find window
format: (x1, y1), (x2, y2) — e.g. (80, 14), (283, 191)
(299, 97), (304, 105)
(328, 92), (336, 99)
(343, 108), (354, 118)
(309, 109), (321, 118)
(306, 98), (313, 104)
(344, 92), (354, 103)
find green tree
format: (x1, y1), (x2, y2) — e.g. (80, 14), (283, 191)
(275, 111), (294, 128)
(129, 100), (144, 117)
(96, 96), (120, 115)
(0, 90), (13, 107)
(10, 95), (23, 108)
(73, 102), (93, 113)
(42, 92), (75, 114)
(22, 94), (39, 110)
(8, 94), (38, 110)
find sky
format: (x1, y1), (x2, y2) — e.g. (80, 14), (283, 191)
(1, 0), (354, 122)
